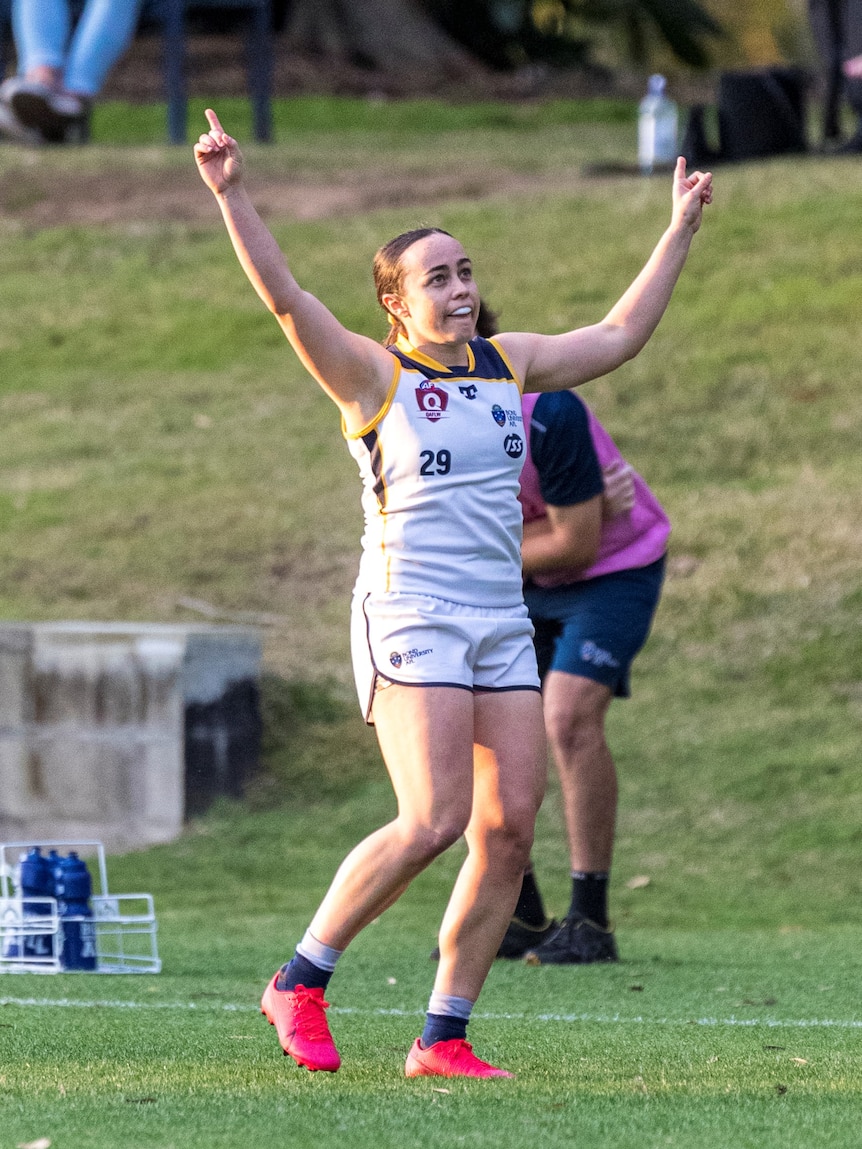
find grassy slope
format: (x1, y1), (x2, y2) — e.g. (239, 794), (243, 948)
(1, 98), (861, 1147)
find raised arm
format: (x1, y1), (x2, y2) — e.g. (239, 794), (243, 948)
(194, 110), (392, 428)
(497, 158), (712, 394)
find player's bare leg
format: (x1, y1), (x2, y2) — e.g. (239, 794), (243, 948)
(308, 685), (477, 948)
(434, 689), (546, 998)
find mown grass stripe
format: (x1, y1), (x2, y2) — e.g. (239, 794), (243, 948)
(3, 995), (862, 1029)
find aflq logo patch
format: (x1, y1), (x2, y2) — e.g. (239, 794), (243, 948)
(415, 386), (449, 421)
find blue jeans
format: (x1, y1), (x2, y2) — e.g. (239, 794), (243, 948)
(13, 0), (142, 96)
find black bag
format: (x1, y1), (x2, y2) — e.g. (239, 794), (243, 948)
(683, 66), (808, 165)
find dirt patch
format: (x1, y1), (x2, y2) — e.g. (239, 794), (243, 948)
(0, 30), (649, 227)
(0, 161), (596, 227)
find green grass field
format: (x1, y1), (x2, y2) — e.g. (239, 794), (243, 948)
(1, 95), (862, 1147)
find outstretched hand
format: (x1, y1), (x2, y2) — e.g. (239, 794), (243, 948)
(671, 156), (713, 234)
(194, 109), (244, 195)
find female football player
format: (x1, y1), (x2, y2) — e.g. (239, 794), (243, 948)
(194, 109), (711, 1078)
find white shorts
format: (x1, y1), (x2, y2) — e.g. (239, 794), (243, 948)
(351, 590), (541, 724)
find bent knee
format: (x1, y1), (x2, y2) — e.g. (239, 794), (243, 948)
(544, 702), (607, 757)
(399, 818), (466, 862)
(472, 810), (536, 868)
(543, 677), (611, 750)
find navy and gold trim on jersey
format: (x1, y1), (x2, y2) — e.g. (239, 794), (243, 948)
(390, 336), (521, 390)
(361, 426), (386, 508)
(343, 353), (401, 443)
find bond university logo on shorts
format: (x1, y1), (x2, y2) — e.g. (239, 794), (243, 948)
(415, 381), (449, 421)
(389, 646), (433, 669)
(491, 404), (507, 427)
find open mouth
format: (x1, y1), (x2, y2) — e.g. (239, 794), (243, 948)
(449, 307), (473, 318)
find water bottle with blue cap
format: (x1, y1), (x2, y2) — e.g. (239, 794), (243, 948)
(19, 846), (56, 959)
(57, 851), (97, 971)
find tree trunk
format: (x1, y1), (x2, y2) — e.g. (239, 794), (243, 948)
(285, 0), (480, 77)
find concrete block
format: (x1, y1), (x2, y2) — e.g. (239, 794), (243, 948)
(0, 623), (262, 849)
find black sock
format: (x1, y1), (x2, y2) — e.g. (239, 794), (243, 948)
(569, 871), (610, 929)
(275, 953), (332, 992)
(513, 865), (548, 927)
(421, 1012), (468, 1048)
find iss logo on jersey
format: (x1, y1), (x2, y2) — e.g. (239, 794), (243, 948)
(415, 384), (449, 421)
(503, 433), (524, 458)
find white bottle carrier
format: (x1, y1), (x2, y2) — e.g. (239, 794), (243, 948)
(0, 841), (160, 974)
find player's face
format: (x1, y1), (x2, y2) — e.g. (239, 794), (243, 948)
(388, 233), (480, 352)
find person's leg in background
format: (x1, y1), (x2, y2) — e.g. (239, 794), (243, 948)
(522, 671), (620, 965)
(517, 562), (665, 965)
(11, 0), (70, 89)
(840, 0), (862, 149)
(64, 0), (142, 102)
(2, 0), (142, 142)
(809, 0), (862, 150)
(0, 0), (68, 140)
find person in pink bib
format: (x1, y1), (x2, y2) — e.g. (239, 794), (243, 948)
(495, 388), (669, 964)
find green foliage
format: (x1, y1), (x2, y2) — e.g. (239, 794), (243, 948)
(426, 0), (723, 69)
(586, 0), (725, 67)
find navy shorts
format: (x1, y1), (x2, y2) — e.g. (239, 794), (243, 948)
(523, 556), (666, 697)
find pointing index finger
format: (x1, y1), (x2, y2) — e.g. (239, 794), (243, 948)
(205, 108), (223, 135)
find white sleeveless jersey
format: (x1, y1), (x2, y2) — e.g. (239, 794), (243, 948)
(345, 336), (527, 608)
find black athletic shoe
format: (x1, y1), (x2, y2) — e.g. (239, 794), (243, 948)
(429, 916), (559, 962)
(496, 916), (560, 959)
(523, 914), (619, 965)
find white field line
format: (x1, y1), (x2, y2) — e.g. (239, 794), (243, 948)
(2, 996), (862, 1030)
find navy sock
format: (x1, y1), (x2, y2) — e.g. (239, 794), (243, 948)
(513, 865), (548, 927)
(421, 1012), (468, 1048)
(275, 953), (332, 992)
(569, 871), (610, 929)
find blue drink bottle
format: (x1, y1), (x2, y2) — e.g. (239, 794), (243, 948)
(57, 852), (97, 971)
(19, 847), (56, 960)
